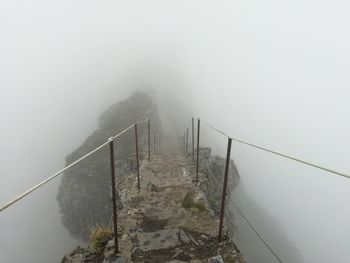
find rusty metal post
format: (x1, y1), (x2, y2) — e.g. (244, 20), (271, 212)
(183, 132), (186, 152)
(148, 119), (151, 161)
(192, 118), (195, 161)
(218, 137), (232, 242)
(158, 134), (161, 151)
(186, 128), (189, 153)
(134, 123), (140, 191)
(154, 133), (156, 152)
(109, 139), (119, 253)
(181, 135), (184, 152)
(196, 119), (200, 184)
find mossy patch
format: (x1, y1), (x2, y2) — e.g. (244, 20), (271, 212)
(223, 255), (237, 263)
(182, 193), (206, 213)
(89, 227), (113, 251)
(190, 207), (200, 213)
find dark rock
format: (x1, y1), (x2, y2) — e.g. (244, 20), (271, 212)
(150, 183), (160, 192)
(199, 147), (240, 214)
(57, 91), (160, 240)
(198, 147), (240, 241)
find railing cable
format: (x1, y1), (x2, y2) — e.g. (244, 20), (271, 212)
(198, 118), (350, 180)
(230, 137), (350, 180)
(0, 119), (148, 213)
(0, 140), (110, 213)
(232, 201), (284, 263)
(201, 120), (231, 138)
(135, 118), (149, 125)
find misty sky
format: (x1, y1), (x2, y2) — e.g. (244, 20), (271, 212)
(1, 1), (349, 262)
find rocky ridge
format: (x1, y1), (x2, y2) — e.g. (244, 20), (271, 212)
(62, 151), (244, 263)
(57, 92), (160, 240)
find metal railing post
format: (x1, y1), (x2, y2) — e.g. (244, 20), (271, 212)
(196, 118), (200, 184)
(218, 137), (232, 242)
(183, 132), (186, 152)
(109, 139), (119, 253)
(192, 117), (195, 161)
(148, 119), (151, 161)
(158, 134), (161, 151)
(154, 133), (156, 152)
(186, 128), (189, 153)
(134, 123), (140, 191)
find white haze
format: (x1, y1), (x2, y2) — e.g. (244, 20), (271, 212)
(0, 1), (349, 262)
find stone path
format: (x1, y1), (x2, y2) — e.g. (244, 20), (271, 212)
(62, 152), (244, 263)
(103, 153), (244, 263)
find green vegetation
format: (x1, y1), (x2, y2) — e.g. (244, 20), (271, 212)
(182, 193), (206, 213)
(89, 226), (113, 251)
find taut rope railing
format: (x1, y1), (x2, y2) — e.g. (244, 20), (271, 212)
(2, 113), (348, 261)
(200, 119), (350, 180)
(0, 117), (155, 254)
(181, 117), (350, 263)
(232, 202), (283, 263)
(0, 119), (148, 213)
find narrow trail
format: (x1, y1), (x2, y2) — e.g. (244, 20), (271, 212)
(102, 152), (244, 263)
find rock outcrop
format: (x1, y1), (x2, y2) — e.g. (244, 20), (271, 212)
(57, 91), (160, 240)
(196, 147), (240, 238)
(61, 152), (244, 263)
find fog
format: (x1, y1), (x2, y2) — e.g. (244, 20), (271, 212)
(1, 1), (349, 262)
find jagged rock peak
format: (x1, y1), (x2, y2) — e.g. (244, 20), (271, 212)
(99, 91), (156, 130)
(57, 91), (160, 240)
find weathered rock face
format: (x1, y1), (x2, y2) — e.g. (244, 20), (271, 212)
(198, 147), (240, 235)
(61, 152), (245, 263)
(57, 91), (160, 240)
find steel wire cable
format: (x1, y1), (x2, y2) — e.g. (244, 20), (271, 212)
(199, 119), (350, 180)
(135, 118), (149, 125)
(201, 120), (231, 138)
(232, 201), (284, 263)
(0, 119), (149, 212)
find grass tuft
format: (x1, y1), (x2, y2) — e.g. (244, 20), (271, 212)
(89, 226), (113, 251)
(182, 193), (207, 213)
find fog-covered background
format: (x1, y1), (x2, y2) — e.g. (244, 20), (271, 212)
(1, 1), (349, 262)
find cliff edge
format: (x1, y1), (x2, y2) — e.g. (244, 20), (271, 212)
(57, 92), (160, 240)
(62, 152), (244, 263)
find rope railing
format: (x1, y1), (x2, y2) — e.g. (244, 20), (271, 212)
(181, 117), (285, 261)
(1, 117), (155, 255)
(3, 113), (347, 261)
(180, 116), (350, 263)
(0, 119), (149, 213)
(232, 202), (283, 263)
(198, 118), (350, 180)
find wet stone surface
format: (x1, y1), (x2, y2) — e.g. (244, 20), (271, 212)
(61, 153), (245, 263)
